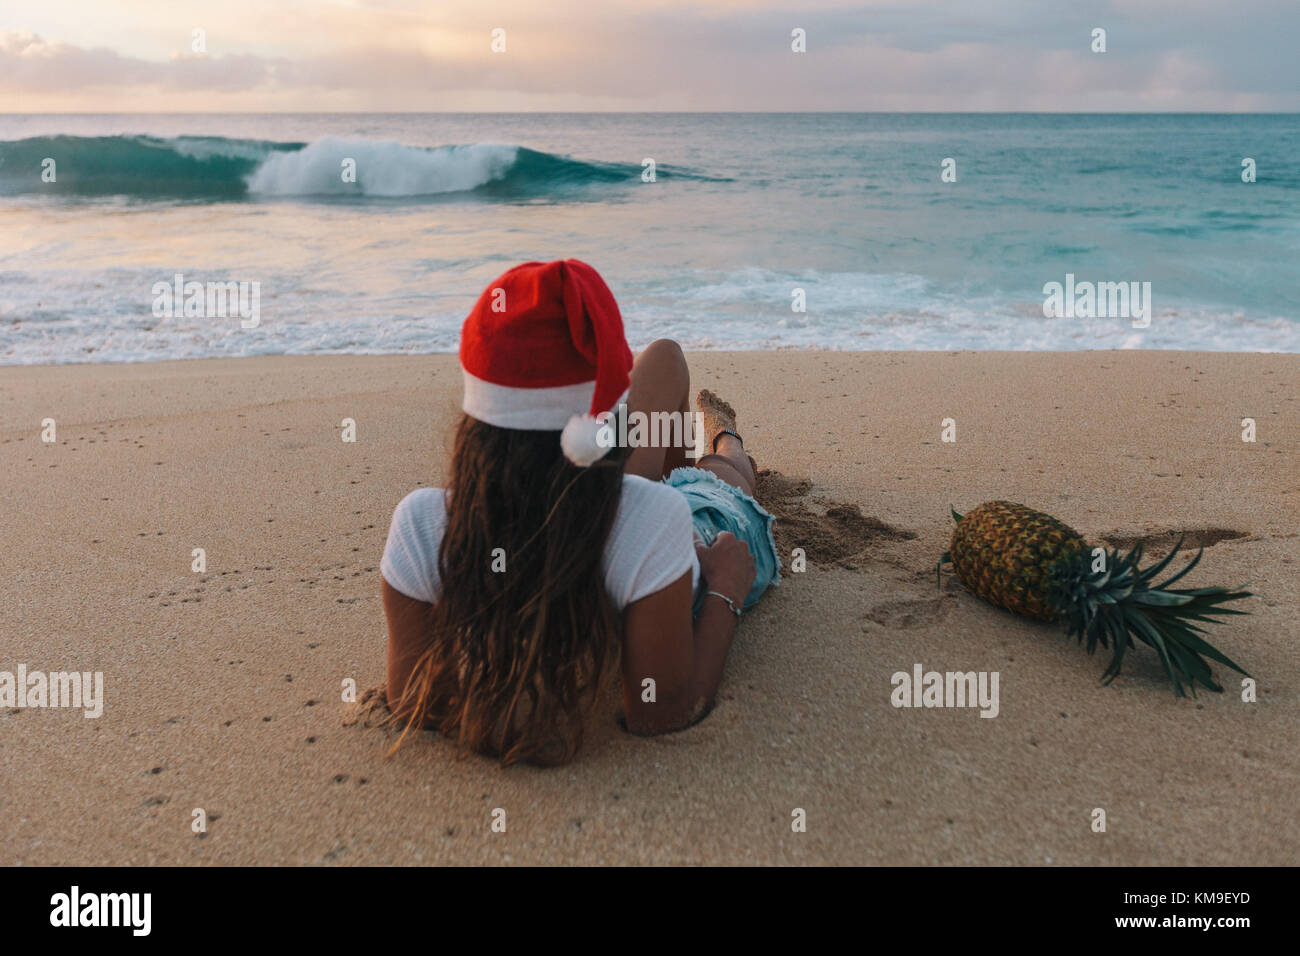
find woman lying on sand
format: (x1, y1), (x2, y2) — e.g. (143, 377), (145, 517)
(380, 260), (780, 765)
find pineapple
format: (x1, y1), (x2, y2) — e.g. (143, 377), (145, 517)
(940, 501), (1251, 696)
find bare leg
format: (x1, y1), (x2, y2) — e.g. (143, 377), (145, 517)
(624, 339), (692, 481)
(623, 342), (759, 499)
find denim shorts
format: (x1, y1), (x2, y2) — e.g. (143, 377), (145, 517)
(664, 466), (781, 614)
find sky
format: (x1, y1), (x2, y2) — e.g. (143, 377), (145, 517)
(2, 0), (1298, 112)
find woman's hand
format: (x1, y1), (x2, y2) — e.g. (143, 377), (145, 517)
(695, 531), (756, 606)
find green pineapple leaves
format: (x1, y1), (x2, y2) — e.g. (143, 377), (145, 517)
(1050, 537), (1252, 697)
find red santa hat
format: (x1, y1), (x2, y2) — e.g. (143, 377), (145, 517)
(459, 259), (633, 466)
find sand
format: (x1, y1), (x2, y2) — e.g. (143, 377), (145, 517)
(1, 350), (1296, 865)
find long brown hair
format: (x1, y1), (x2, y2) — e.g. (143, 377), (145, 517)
(390, 414), (627, 766)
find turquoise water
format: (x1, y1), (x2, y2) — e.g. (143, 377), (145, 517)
(0, 113), (1296, 362)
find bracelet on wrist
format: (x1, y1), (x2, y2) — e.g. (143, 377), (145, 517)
(706, 590), (742, 617)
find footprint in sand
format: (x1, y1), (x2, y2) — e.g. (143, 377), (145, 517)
(865, 597), (953, 629)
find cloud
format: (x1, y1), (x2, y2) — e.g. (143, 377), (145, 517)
(2, 0), (1299, 112)
(0, 32), (285, 94)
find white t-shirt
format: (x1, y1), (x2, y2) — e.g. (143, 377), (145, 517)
(381, 474), (700, 611)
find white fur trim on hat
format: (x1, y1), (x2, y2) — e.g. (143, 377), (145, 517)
(462, 370), (595, 430)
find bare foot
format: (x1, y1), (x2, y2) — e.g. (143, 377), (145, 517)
(696, 389), (758, 472)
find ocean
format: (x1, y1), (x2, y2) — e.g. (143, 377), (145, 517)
(1, 112), (1297, 364)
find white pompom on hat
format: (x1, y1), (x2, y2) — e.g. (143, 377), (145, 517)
(458, 259), (633, 466)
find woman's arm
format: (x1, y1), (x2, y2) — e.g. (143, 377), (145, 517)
(382, 578), (435, 725)
(621, 532), (755, 735)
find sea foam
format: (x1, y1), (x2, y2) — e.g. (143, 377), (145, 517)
(244, 138), (520, 197)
